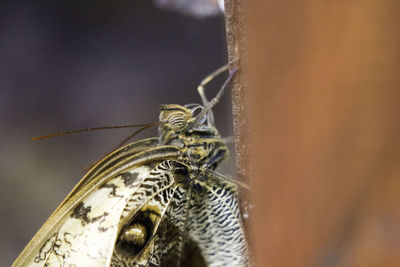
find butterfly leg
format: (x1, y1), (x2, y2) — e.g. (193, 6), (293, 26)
(197, 65), (229, 126)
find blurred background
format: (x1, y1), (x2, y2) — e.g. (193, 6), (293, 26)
(245, 1), (400, 266)
(0, 1), (233, 265)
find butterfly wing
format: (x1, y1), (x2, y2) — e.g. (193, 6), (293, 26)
(110, 160), (250, 267)
(109, 160), (187, 266)
(29, 165), (153, 267)
(13, 142), (250, 266)
(12, 138), (181, 267)
(187, 178), (250, 266)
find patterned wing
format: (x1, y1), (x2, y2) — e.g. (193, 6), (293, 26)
(109, 160), (190, 266)
(148, 182), (193, 266)
(12, 138), (181, 267)
(187, 178), (250, 266)
(14, 142), (249, 266)
(110, 160), (250, 267)
(25, 165), (152, 267)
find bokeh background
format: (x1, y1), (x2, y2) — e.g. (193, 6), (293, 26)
(245, 1), (400, 266)
(0, 1), (233, 265)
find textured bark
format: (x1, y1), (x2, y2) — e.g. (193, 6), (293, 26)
(224, 0), (248, 183)
(224, 0), (252, 246)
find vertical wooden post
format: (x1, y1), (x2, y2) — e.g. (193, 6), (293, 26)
(224, 0), (248, 183)
(227, 0), (400, 266)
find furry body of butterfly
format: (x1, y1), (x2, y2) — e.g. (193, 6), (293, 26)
(12, 67), (250, 267)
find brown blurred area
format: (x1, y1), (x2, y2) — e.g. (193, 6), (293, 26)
(246, 1), (400, 266)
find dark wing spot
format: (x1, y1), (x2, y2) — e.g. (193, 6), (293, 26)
(91, 212), (109, 223)
(100, 183), (123, 198)
(121, 172), (139, 187)
(71, 202), (91, 225)
(98, 226), (109, 232)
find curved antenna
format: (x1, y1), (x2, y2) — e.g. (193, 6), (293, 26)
(115, 121), (161, 148)
(192, 66), (238, 127)
(31, 122), (160, 141)
(83, 121), (162, 171)
(197, 64), (230, 126)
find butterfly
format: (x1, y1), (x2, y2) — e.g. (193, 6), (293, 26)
(12, 65), (250, 267)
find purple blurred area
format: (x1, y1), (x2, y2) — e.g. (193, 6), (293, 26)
(154, 0), (223, 18)
(0, 1), (232, 265)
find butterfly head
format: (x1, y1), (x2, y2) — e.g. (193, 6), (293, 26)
(158, 103), (218, 140)
(158, 103), (227, 170)
(159, 103), (209, 130)
(157, 66), (237, 170)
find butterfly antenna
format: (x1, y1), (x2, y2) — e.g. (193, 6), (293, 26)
(31, 122), (161, 141)
(192, 66), (238, 126)
(115, 121), (161, 148)
(82, 121), (162, 171)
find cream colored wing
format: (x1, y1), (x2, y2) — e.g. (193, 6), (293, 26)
(22, 165), (151, 267)
(12, 137), (181, 267)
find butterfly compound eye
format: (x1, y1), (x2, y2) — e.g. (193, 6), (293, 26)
(168, 112), (187, 131)
(159, 104), (193, 132)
